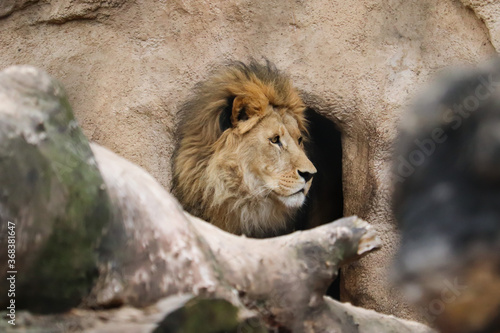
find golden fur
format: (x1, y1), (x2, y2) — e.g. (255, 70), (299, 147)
(172, 61), (316, 237)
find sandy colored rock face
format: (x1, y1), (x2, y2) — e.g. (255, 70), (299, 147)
(0, 0), (498, 322)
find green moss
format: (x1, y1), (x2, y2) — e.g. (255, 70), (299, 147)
(155, 298), (269, 333)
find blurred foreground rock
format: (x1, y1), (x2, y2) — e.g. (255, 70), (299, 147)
(393, 59), (500, 333)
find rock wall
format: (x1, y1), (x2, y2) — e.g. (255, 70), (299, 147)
(0, 0), (498, 322)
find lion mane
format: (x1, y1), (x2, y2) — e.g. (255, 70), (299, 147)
(172, 61), (316, 237)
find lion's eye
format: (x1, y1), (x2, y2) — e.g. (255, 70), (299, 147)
(270, 135), (281, 145)
(298, 136), (303, 145)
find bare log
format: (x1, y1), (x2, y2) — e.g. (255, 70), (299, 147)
(0, 65), (434, 332)
(90, 141), (432, 332)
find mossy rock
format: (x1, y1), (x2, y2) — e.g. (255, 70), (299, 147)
(0, 66), (111, 313)
(155, 298), (269, 333)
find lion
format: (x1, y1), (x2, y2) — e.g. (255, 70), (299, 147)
(172, 61), (317, 238)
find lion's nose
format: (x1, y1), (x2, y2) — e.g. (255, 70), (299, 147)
(298, 170), (315, 183)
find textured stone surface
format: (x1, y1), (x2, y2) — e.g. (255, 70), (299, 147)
(0, 0), (497, 322)
(0, 0), (38, 18)
(462, 0), (500, 51)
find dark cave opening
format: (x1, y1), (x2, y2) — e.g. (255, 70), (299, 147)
(294, 108), (344, 299)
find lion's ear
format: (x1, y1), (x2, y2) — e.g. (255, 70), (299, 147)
(231, 96), (265, 134)
(231, 95), (250, 126)
(219, 95), (264, 134)
(219, 96), (249, 133)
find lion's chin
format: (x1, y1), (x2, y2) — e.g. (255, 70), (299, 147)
(276, 191), (306, 208)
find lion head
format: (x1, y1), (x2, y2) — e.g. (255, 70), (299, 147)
(172, 61), (316, 237)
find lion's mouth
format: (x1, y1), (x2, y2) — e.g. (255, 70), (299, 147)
(273, 188), (307, 208)
(289, 188), (305, 196)
(272, 188), (306, 199)
(272, 188), (305, 197)
(273, 187), (306, 200)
